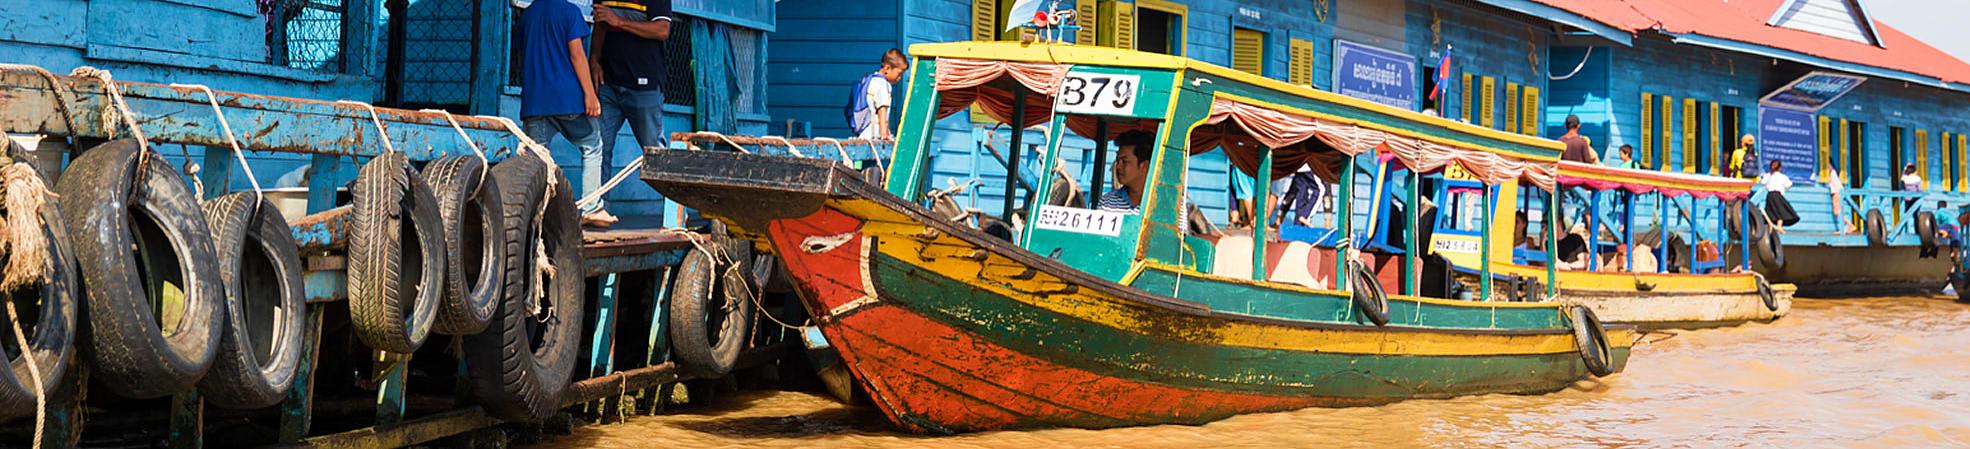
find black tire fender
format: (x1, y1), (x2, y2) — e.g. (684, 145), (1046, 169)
(194, 193), (306, 409)
(0, 139), (79, 417)
(669, 236), (754, 378)
(56, 139), (226, 398)
(348, 152), (447, 353)
(465, 157), (585, 422)
(1755, 275), (1778, 312)
(423, 156), (508, 336)
(1916, 211), (1938, 248)
(1865, 209), (1887, 247)
(1348, 260), (1390, 326)
(1569, 305), (1614, 377)
(1755, 230), (1786, 269)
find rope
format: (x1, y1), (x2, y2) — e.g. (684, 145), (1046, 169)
(810, 137), (856, 164)
(1548, 46), (1593, 81)
(577, 156), (644, 211)
(70, 67), (162, 198)
(694, 132), (751, 154)
(662, 229), (804, 332)
(336, 100), (397, 154)
(479, 115), (562, 316)
(760, 136), (803, 157)
(6, 299), (45, 448)
(423, 109), (487, 162)
(173, 84), (264, 204)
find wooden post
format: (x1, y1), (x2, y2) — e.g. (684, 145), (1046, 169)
(1335, 155), (1355, 288)
(1252, 146), (1273, 282)
(1480, 183), (1493, 300)
(1404, 170), (1421, 295)
(1625, 193), (1636, 271)
(169, 144), (234, 449)
(375, 351), (410, 425)
(1587, 189), (1600, 271)
(1657, 193), (1670, 273)
(589, 273), (621, 418)
(280, 155), (341, 443)
(640, 266), (675, 414)
(1545, 189), (1558, 295)
(1741, 199), (1753, 269)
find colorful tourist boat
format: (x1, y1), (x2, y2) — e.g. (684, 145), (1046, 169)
(641, 41), (1634, 433)
(1426, 161), (1794, 328)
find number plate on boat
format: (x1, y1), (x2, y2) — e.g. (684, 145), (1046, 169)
(1055, 72), (1143, 117)
(1035, 205), (1125, 237)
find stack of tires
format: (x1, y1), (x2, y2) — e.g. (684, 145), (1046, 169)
(0, 138), (591, 428)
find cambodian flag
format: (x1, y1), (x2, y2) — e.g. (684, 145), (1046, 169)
(1430, 46), (1453, 102)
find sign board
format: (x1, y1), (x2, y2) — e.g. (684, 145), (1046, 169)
(1052, 67), (1170, 119)
(1760, 71), (1866, 112)
(1332, 39), (1417, 110)
(1034, 205), (1126, 236)
(1757, 106), (1817, 182)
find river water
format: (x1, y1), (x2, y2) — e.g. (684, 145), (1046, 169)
(549, 297), (1970, 448)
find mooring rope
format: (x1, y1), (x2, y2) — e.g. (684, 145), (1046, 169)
(0, 65), (79, 143)
(6, 299), (45, 448)
(480, 115), (564, 318)
(70, 67), (169, 199)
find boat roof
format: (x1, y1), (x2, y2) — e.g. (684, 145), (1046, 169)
(908, 41), (1565, 162)
(1557, 161), (1757, 199)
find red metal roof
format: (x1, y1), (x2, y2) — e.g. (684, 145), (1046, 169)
(1531, 0), (1970, 85)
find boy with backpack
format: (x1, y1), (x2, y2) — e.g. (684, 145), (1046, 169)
(849, 49), (909, 140)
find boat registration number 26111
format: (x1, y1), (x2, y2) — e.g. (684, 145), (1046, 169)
(1034, 205), (1125, 237)
(1054, 72), (1141, 117)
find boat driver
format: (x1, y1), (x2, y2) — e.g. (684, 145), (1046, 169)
(1099, 130), (1216, 236)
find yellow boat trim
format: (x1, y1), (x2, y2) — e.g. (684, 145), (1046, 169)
(1557, 161), (1755, 196)
(905, 41), (1564, 153)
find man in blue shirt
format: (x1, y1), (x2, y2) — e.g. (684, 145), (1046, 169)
(517, 0), (605, 223)
(588, 0), (673, 228)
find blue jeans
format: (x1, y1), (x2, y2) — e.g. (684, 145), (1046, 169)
(597, 85), (667, 216)
(522, 114), (605, 214)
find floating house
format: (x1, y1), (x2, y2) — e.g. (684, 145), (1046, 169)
(0, 0), (776, 220)
(766, 0), (1970, 294)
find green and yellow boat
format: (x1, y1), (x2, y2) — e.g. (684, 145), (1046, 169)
(641, 42), (1634, 433)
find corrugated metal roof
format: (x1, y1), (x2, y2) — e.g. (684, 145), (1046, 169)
(1522, 0), (1970, 89)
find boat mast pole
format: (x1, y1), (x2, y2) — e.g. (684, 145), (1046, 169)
(1336, 155), (1356, 290)
(1404, 170), (1420, 295)
(1740, 199), (1752, 270)
(1587, 190), (1600, 271)
(1004, 88), (1027, 223)
(1546, 188), (1558, 296)
(1253, 145), (1273, 282)
(1625, 192), (1636, 271)
(1480, 183), (1493, 300)
(1657, 193), (1670, 273)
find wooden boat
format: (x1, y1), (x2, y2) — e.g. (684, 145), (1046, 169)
(641, 41), (1634, 433)
(1426, 161), (1794, 328)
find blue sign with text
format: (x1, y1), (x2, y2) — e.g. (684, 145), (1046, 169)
(1332, 40), (1417, 110)
(1757, 106), (1818, 182)
(1760, 71), (1865, 111)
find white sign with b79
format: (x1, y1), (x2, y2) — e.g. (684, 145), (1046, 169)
(1054, 72), (1141, 117)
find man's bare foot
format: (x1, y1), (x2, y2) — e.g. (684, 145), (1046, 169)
(582, 210), (619, 228)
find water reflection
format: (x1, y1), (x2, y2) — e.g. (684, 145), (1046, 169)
(547, 297), (1970, 448)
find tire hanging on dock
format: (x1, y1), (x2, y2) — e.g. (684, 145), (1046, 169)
(194, 192), (306, 409)
(465, 156), (585, 422)
(669, 225), (754, 378)
(1915, 211), (1938, 248)
(1864, 209), (1887, 247)
(1755, 229), (1785, 269)
(0, 138), (80, 418)
(1348, 260), (1389, 326)
(1568, 305), (1614, 377)
(423, 156), (508, 335)
(55, 139), (226, 399)
(348, 152), (447, 354)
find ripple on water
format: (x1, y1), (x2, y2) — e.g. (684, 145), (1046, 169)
(541, 297), (1970, 448)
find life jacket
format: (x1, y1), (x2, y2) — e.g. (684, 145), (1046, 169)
(844, 72), (882, 134)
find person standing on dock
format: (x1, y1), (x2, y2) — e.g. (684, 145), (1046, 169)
(587, 0), (675, 228)
(1558, 115), (1597, 163)
(1761, 160), (1800, 230)
(849, 49), (910, 141)
(518, 0), (605, 216)
(1727, 134), (1756, 179)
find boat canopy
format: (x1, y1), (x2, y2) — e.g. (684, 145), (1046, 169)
(1556, 161), (1756, 200)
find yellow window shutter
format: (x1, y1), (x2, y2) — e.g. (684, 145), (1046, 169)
(1641, 93), (1653, 167)
(1661, 95), (1675, 171)
(1076, 0), (1098, 45)
(1818, 115), (1832, 173)
(1682, 98), (1697, 173)
(1504, 82), (1519, 133)
(1232, 28), (1264, 75)
(1960, 134), (1968, 191)
(1288, 38), (1313, 86)
(972, 0), (998, 42)
(1521, 86), (1540, 136)
(1479, 76), (1495, 128)
(1461, 73), (1473, 123)
(1918, 129), (1930, 189)
(1839, 118), (1850, 166)
(1710, 102), (1722, 174)
(1102, 1), (1135, 50)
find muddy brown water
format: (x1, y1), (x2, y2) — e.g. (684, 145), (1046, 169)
(546, 297), (1970, 448)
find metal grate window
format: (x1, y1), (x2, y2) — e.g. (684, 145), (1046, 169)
(729, 27), (762, 114)
(662, 16), (696, 108)
(267, 0), (350, 72)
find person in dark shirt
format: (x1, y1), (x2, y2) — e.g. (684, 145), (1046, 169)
(586, 0), (673, 228)
(517, 0), (603, 222)
(1556, 115), (1596, 163)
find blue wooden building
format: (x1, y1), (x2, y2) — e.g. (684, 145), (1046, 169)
(0, 0), (775, 220)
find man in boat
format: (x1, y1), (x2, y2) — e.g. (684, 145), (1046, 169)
(518, 0), (604, 221)
(588, 0), (675, 228)
(1099, 130), (1214, 236)
(1558, 115), (1597, 163)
